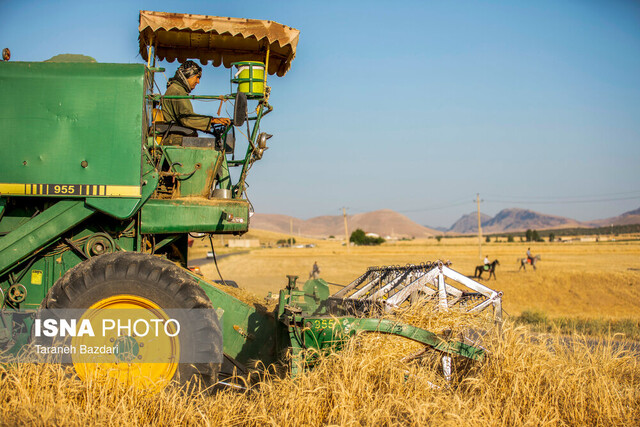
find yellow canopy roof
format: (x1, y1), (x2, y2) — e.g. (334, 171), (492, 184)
(139, 10), (299, 77)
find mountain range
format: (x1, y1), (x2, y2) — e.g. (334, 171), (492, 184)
(588, 207), (640, 227)
(250, 207), (640, 238)
(449, 207), (640, 234)
(448, 208), (584, 234)
(251, 210), (439, 238)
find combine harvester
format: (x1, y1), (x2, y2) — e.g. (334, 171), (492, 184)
(332, 261), (502, 318)
(0, 11), (497, 389)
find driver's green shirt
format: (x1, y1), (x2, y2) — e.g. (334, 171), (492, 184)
(161, 81), (211, 131)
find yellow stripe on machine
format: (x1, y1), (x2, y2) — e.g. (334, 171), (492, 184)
(106, 186), (141, 197)
(0, 184), (28, 195)
(0, 183), (141, 198)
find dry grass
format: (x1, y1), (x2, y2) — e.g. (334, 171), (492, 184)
(200, 235), (640, 320)
(1, 319), (638, 426)
(1, 235), (638, 425)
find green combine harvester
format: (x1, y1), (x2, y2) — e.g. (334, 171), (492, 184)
(0, 11), (487, 389)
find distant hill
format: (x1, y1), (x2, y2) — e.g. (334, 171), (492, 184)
(448, 212), (492, 234)
(448, 208), (585, 234)
(588, 207), (640, 227)
(45, 54), (96, 63)
(483, 208), (584, 233)
(251, 209), (438, 238)
(252, 206), (640, 238)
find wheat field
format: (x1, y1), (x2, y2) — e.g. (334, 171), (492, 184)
(1, 233), (639, 425)
(1, 315), (638, 425)
(200, 231), (640, 319)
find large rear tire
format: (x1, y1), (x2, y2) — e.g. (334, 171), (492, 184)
(40, 252), (222, 390)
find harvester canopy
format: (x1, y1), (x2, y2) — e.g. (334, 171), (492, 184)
(138, 10), (299, 76)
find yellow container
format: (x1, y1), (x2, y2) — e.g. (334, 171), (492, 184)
(234, 61), (265, 95)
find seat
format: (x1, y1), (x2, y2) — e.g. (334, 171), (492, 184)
(150, 109), (231, 146)
(154, 122), (198, 137)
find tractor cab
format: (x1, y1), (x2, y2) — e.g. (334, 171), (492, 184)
(139, 10), (299, 196)
(137, 10), (299, 233)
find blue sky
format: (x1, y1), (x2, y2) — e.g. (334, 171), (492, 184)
(2, 0), (639, 227)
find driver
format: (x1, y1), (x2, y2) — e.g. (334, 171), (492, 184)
(161, 60), (229, 145)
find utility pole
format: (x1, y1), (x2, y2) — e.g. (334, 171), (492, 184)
(476, 193), (483, 261)
(342, 207), (349, 253)
(289, 218), (293, 247)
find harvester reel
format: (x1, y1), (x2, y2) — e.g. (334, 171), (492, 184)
(84, 233), (115, 258)
(332, 261), (503, 322)
(7, 284), (27, 304)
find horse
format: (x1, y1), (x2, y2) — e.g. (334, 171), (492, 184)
(474, 259), (500, 280)
(518, 254), (541, 271)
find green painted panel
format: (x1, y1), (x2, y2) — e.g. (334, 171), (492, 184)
(163, 147), (221, 198)
(0, 200), (94, 276)
(140, 198), (249, 234)
(0, 62), (145, 190)
(191, 275), (278, 367)
(85, 165), (158, 219)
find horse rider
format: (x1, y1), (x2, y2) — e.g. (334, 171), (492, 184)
(526, 248), (533, 264)
(483, 255), (490, 271)
(309, 261), (321, 279)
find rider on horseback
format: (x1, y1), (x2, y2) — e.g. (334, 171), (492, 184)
(475, 258), (499, 279)
(526, 248), (533, 265)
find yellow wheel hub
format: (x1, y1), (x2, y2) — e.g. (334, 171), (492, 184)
(72, 295), (180, 390)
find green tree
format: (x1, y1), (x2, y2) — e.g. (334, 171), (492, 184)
(507, 235), (514, 243)
(276, 238), (296, 246)
(525, 229), (533, 242)
(350, 229), (367, 245)
(548, 233), (555, 242)
(371, 236), (385, 245)
(485, 236), (491, 243)
(436, 235), (442, 242)
(532, 230), (541, 242)
(350, 229), (385, 246)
